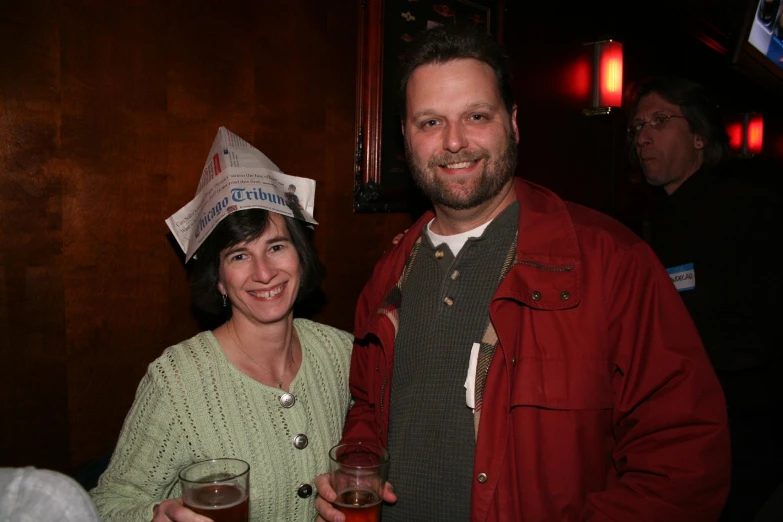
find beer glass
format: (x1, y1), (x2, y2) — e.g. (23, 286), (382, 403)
(329, 443), (390, 522)
(179, 458), (250, 522)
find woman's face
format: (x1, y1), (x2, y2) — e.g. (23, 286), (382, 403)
(217, 213), (301, 327)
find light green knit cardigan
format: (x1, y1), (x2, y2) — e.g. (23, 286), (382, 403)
(91, 319), (353, 522)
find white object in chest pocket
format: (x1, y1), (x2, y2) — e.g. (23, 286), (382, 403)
(465, 342), (481, 412)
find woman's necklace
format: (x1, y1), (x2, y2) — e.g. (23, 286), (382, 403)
(227, 320), (293, 389)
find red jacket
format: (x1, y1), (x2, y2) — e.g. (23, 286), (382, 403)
(343, 179), (730, 521)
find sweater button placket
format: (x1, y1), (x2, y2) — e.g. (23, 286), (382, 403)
(297, 483), (313, 498)
(279, 393), (295, 408)
(292, 434), (309, 449)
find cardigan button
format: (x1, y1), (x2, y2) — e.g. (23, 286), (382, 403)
(297, 483), (313, 498)
(293, 434), (309, 449)
(477, 472), (488, 484)
(560, 291), (571, 301)
(531, 291), (542, 301)
(443, 296), (454, 306)
(279, 393), (296, 408)
(435, 249), (445, 259)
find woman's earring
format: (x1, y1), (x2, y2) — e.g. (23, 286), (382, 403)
(222, 293), (228, 307)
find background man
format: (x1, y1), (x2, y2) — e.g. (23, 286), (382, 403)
(317, 26), (730, 522)
(628, 75), (782, 521)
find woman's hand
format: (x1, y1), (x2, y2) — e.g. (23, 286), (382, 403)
(391, 229), (410, 246)
(152, 498), (212, 522)
(314, 473), (341, 522)
(314, 473), (397, 522)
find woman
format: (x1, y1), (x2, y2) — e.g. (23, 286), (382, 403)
(90, 209), (353, 522)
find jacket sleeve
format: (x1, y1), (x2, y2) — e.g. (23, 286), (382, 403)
(582, 241), (730, 522)
(89, 368), (187, 522)
(340, 256), (392, 447)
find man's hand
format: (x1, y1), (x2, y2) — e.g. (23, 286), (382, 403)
(152, 498), (213, 522)
(314, 473), (397, 522)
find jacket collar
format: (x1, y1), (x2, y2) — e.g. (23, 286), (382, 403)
(404, 178), (582, 268)
(496, 178), (581, 310)
(514, 178), (581, 268)
(364, 178), (582, 339)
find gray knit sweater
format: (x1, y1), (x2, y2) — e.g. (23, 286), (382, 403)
(384, 203), (519, 522)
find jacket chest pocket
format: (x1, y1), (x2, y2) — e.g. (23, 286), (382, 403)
(510, 356), (612, 411)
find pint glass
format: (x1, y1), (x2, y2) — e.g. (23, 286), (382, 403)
(179, 458), (250, 522)
(329, 443), (390, 522)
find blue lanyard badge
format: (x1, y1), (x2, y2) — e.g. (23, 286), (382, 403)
(666, 263), (696, 292)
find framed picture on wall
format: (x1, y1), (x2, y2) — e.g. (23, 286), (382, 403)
(354, 0), (506, 213)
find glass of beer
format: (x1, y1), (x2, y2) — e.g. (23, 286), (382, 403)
(329, 442), (389, 522)
(179, 458), (250, 522)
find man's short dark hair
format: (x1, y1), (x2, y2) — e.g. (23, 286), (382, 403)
(396, 24), (515, 121)
(188, 209), (323, 317)
(626, 75), (730, 169)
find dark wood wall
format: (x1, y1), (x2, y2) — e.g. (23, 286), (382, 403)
(0, 0), (413, 473)
(2, 0), (780, 476)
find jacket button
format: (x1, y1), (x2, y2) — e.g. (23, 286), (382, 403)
(477, 472), (488, 483)
(435, 249), (445, 259)
(560, 291), (571, 301)
(443, 296), (454, 306)
(511, 357), (516, 367)
(531, 291), (542, 301)
(279, 393), (295, 408)
(297, 483), (313, 498)
(293, 434), (309, 449)
(451, 270), (460, 280)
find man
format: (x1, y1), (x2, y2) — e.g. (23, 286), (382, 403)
(284, 183), (306, 221)
(316, 26), (730, 521)
(628, 75), (781, 522)
(285, 183), (303, 210)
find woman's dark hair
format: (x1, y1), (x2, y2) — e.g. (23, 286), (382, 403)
(625, 75), (730, 169)
(396, 24), (515, 121)
(188, 209), (324, 318)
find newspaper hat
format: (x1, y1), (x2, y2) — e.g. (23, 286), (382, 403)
(165, 127), (318, 262)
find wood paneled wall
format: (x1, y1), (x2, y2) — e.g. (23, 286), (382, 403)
(0, 0), (413, 472)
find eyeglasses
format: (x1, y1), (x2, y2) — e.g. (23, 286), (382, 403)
(627, 114), (685, 138)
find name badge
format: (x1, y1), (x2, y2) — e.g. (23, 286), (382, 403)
(666, 263), (696, 292)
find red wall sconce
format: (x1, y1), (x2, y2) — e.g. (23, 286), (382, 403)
(582, 40), (624, 116)
(727, 113), (764, 157)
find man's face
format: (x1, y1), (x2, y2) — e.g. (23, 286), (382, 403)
(632, 92), (704, 195)
(402, 59), (519, 210)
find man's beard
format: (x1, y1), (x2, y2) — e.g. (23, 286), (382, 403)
(405, 131), (518, 211)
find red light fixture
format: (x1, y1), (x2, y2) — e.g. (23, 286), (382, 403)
(564, 56), (592, 100)
(583, 40), (624, 116)
(727, 121), (743, 151)
(747, 114), (764, 155)
(727, 113), (764, 157)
